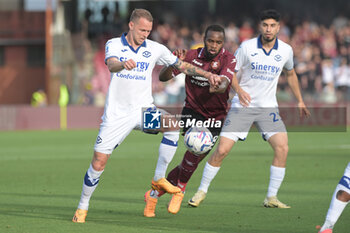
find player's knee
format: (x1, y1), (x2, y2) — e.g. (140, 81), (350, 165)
(216, 146), (230, 159)
(275, 144), (289, 157)
(91, 162), (105, 171)
(336, 190), (350, 202)
(92, 152), (109, 171)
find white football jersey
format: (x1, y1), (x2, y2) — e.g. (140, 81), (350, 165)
(103, 33), (177, 121)
(232, 36), (294, 107)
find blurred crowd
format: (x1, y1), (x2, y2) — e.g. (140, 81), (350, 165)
(72, 10), (350, 106)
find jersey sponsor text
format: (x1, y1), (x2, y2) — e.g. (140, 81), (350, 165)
(251, 62), (281, 74)
(116, 72), (146, 80)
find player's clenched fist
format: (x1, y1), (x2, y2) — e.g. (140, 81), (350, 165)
(123, 59), (137, 70)
(173, 49), (187, 60)
(206, 73), (221, 87)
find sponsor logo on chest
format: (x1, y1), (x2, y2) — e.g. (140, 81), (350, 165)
(250, 61), (281, 74)
(192, 59), (203, 66)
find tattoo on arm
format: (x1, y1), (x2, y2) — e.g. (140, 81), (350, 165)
(173, 59), (184, 70)
(173, 60), (208, 77)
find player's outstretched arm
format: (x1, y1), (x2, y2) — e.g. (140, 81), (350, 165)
(172, 59), (219, 86)
(106, 57), (136, 72)
(284, 68), (311, 117)
(173, 49), (187, 60)
(159, 48), (188, 82)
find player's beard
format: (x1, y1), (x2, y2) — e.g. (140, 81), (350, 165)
(262, 34), (276, 43)
(204, 47), (219, 60)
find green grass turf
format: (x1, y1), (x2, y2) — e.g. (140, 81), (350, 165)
(0, 129), (349, 233)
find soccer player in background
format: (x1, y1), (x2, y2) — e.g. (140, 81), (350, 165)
(188, 9), (310, 208)
(72, 8), (222, 223)
(317, 162), (350, 233)
(143, 25), (250, 217)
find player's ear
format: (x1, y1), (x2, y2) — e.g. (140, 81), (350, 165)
(129, 21), (134, 30)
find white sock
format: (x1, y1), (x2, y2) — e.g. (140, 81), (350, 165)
(198, 162), (221, 193)
(77, 164), (104, 210)
(266, 165), (285, 198)
(320, 220), (334, 231)
(153, 131), (179, 181)
(320, 163), (350, 231)
(321, 186), (348, 231)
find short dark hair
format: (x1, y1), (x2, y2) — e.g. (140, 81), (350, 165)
(204, 25), (225, 39)
(130, 8), (153, 23)
(260, 9), (281, 22)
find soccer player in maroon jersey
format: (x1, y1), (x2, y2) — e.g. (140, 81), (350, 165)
(143, 25), (250, 217)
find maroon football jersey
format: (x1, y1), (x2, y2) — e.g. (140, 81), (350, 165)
(173, 47), (236, 120)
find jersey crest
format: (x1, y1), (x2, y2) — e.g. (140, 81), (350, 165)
(274, 54), (282, 62)
(210, 60), (221, 70)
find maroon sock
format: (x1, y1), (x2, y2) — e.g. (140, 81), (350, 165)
(157, 190), (166, 197)
(177, 180), (187, 192)
(167, 165), (180, 186)
(178, 151), (202, 183)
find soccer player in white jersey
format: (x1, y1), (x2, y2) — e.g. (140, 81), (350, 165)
(72, 8), (221, 223)
(188, 9), (310, 208)
(317, 162), (350, 233)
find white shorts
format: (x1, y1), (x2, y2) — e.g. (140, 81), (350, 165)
(94, 106), (171, 154)
(220, 103), (287, 142)
(94, 108), (142, 155)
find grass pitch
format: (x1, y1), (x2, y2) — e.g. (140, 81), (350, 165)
(0, 129), (349, 233)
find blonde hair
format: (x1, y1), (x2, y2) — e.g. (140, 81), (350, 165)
(130, 8), (153, 23)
